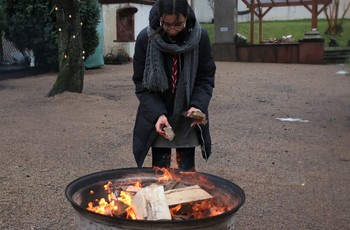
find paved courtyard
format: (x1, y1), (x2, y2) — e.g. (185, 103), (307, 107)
(0, 62), (349, 229)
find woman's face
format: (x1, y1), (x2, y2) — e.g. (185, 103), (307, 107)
(160, 14), (186, 37)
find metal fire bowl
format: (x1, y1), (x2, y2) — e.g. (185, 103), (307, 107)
(65, 167), (245, 230)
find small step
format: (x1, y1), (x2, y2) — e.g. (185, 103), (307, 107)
(323, 47), (350, 64)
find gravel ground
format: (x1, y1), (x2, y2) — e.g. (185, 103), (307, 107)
(0, 62), (349, 230)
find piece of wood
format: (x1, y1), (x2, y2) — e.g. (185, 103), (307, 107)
(163, 179), (181, 191)
(132, 184), (172, 220)
(125, 185), (141, 193)
(164, 185), (213, 206)
(163, 127), (175, 141)
(190, 111), (206, 120)
(111, 200), (129, 217)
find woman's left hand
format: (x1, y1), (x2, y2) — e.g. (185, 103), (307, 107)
(186, 107), (207, 127)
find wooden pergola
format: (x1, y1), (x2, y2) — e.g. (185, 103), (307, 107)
(240, 0), (333, 44)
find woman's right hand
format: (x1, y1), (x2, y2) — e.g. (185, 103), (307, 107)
(155, 114), (171, 138)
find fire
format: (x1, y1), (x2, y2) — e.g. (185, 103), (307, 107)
(87, 198), (118, 216)
(169, 204), (182, 216)
(118, 191), (132, 206)
(87, 181), (138, 219)
(154, 167), (174, 182)
(118, 191), (136, 219)
(168, 200), (229, 219)
(104, 181), (112, 190)
(134, 180), (141, 188)
(191, 200), (226, 218)
(86, 168), (233, 220)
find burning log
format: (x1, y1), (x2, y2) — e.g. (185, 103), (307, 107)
(165, 185), (213, 206)
(126, 185), (141, 193)
(132, 184), (172, 220)
(132, 183), (213, 220)
(163, 179), (180, 191)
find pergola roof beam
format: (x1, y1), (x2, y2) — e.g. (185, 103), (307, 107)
(240, 0), (333, 44)
(242, 0), (332, 8)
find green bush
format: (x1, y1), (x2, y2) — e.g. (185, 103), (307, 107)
(78, 0), (100, 59)
(0, 0), (5, 33)
(4, 0), (55, 67)
(3, 0), (99, 69)
(0, 0), (5, 62)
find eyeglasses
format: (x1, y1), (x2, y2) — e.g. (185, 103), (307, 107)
(161, 21), (186, 31)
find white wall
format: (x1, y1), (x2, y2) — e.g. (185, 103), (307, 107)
(101, 3), (152, 58)
(192, 0), (214, 23)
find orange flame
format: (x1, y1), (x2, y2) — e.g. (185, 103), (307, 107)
(104, 181), (112, 191)
(87, 180), (139, 219)
(153, 167), (174, 183)
(87, 198), (119, 216)
(169, 204), (182, 216)
(118, 191), (132, 206)
(134, 180), (141, 188)
(118, 191), (137, 219)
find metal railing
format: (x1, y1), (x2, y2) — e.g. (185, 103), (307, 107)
(1, 33), (22, 64)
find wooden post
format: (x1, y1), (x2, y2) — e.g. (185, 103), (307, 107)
(259, 12), (263, 43)
(311, 0), (318, 29)
(250, 0), (254, 44)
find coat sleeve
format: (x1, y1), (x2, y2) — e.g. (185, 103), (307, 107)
(132, 29), (168, 124)
(189, 28), (216, 113)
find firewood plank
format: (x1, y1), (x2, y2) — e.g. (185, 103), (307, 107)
(164, 185), (213, 206)
(126, 185), (141, 193)
(132, 184), (172, 220)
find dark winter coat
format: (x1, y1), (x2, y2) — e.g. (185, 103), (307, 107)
(132, 3), (216, 167)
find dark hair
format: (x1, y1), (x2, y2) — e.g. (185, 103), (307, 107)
(158, 0), (189, 18)
(148, 0), (191, 40)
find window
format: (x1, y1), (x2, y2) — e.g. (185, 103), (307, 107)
(116, 7), (138, 42)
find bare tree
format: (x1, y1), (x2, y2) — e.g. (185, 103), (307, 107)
(324, 0), (350, 35)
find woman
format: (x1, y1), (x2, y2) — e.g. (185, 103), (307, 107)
(132, 0), (216, 171)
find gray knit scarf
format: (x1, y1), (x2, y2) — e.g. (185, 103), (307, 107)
(143, 22), (201, 126)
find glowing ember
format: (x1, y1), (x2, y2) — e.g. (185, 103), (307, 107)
(86, 168), (234, 220)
